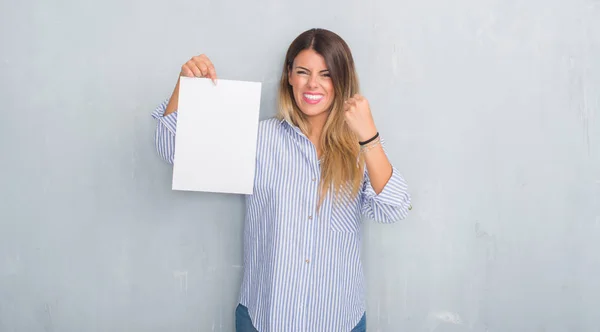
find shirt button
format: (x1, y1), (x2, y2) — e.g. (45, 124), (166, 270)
(308, 216), (313, 220)
(312, 178), (316, 182)
(305, 259), (310, 263)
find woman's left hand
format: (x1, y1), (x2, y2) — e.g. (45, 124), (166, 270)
(343, 94), (378, 142)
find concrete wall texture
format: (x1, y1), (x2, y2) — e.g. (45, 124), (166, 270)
(1, 0), (599, 330)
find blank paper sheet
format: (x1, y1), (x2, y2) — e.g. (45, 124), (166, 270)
(172, 77), (262, 194)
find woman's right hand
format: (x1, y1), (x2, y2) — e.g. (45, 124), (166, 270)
(180, 54), (218, 84)
(163, 54), (218, 116)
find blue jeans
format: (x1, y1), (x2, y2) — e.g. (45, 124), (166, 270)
(235, 303), (366, 332)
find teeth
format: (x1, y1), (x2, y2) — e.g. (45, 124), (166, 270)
(304, 94), (323, 100)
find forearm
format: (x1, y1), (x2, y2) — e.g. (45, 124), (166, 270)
(163, 78), (180, 116)
(360, 138), (412, 222)
(363, 142), (392, 194)
(154, 53), (217, 163)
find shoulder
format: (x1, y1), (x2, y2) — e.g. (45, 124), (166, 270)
(258, 117), (282, 129)
(257, 117), (285, 139)
(255, 118), (285, 162)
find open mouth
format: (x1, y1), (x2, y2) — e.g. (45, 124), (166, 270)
(303, 93), (324, 104)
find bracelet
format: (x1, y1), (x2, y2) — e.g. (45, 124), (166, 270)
(360, 136), (381, 154)
(359, 132), (379, 146)
(356, 136), (381, 167)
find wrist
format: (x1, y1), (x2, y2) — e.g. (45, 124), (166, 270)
(359, 131), (379, 145)
(357, 124), (378, 141)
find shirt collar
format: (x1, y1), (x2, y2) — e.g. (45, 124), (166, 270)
(280, 117), (306, 138)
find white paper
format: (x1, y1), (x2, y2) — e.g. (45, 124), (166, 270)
(172, 76), (262, 194)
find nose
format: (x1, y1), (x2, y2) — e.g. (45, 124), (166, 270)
(307, 74), (318, 88)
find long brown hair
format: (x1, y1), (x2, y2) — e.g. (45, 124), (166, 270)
(276, 28), (364, 206)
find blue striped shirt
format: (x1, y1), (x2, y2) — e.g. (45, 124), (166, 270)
(152, 99), (411, 332)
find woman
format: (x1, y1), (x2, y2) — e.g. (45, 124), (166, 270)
(152, 28), (411, 332)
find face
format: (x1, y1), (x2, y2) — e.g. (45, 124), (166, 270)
(288, 49), (335, 119)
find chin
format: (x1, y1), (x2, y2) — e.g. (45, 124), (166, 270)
(298, 107), (329, 118)
(296, 99), (332, 118)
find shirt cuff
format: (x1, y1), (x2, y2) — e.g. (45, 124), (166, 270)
(363, 165), (411, 208)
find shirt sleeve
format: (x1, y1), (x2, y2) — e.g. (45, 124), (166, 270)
(151, 98), (177, 164)
(360, 138), (412, 223)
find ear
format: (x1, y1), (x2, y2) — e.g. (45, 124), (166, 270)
(288, 66), (293, 86)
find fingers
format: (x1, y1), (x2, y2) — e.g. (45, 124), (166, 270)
(343, 99), (352, 111)
(344, 94), (368, 116)
(346, 94), (363, 103)
(198, 62), (209, 77)
(180, 54), (218, 83)
(191, 62), (204, 77)
(344, 96), (358, 111)
(192, 55), (209, 77)
(181, 65), (195, 77)
(195, 55), (218, 83)
(207, 64), (218, 83)
(181, 60), (201, 77)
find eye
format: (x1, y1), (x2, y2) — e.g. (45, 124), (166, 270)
(296, 70), (308, 75)
(322, 73), (331, 78)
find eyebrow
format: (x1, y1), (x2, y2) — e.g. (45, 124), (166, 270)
(296, 66), (330, 73)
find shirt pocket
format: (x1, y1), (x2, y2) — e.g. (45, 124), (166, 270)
(329, 195), (362, 233)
